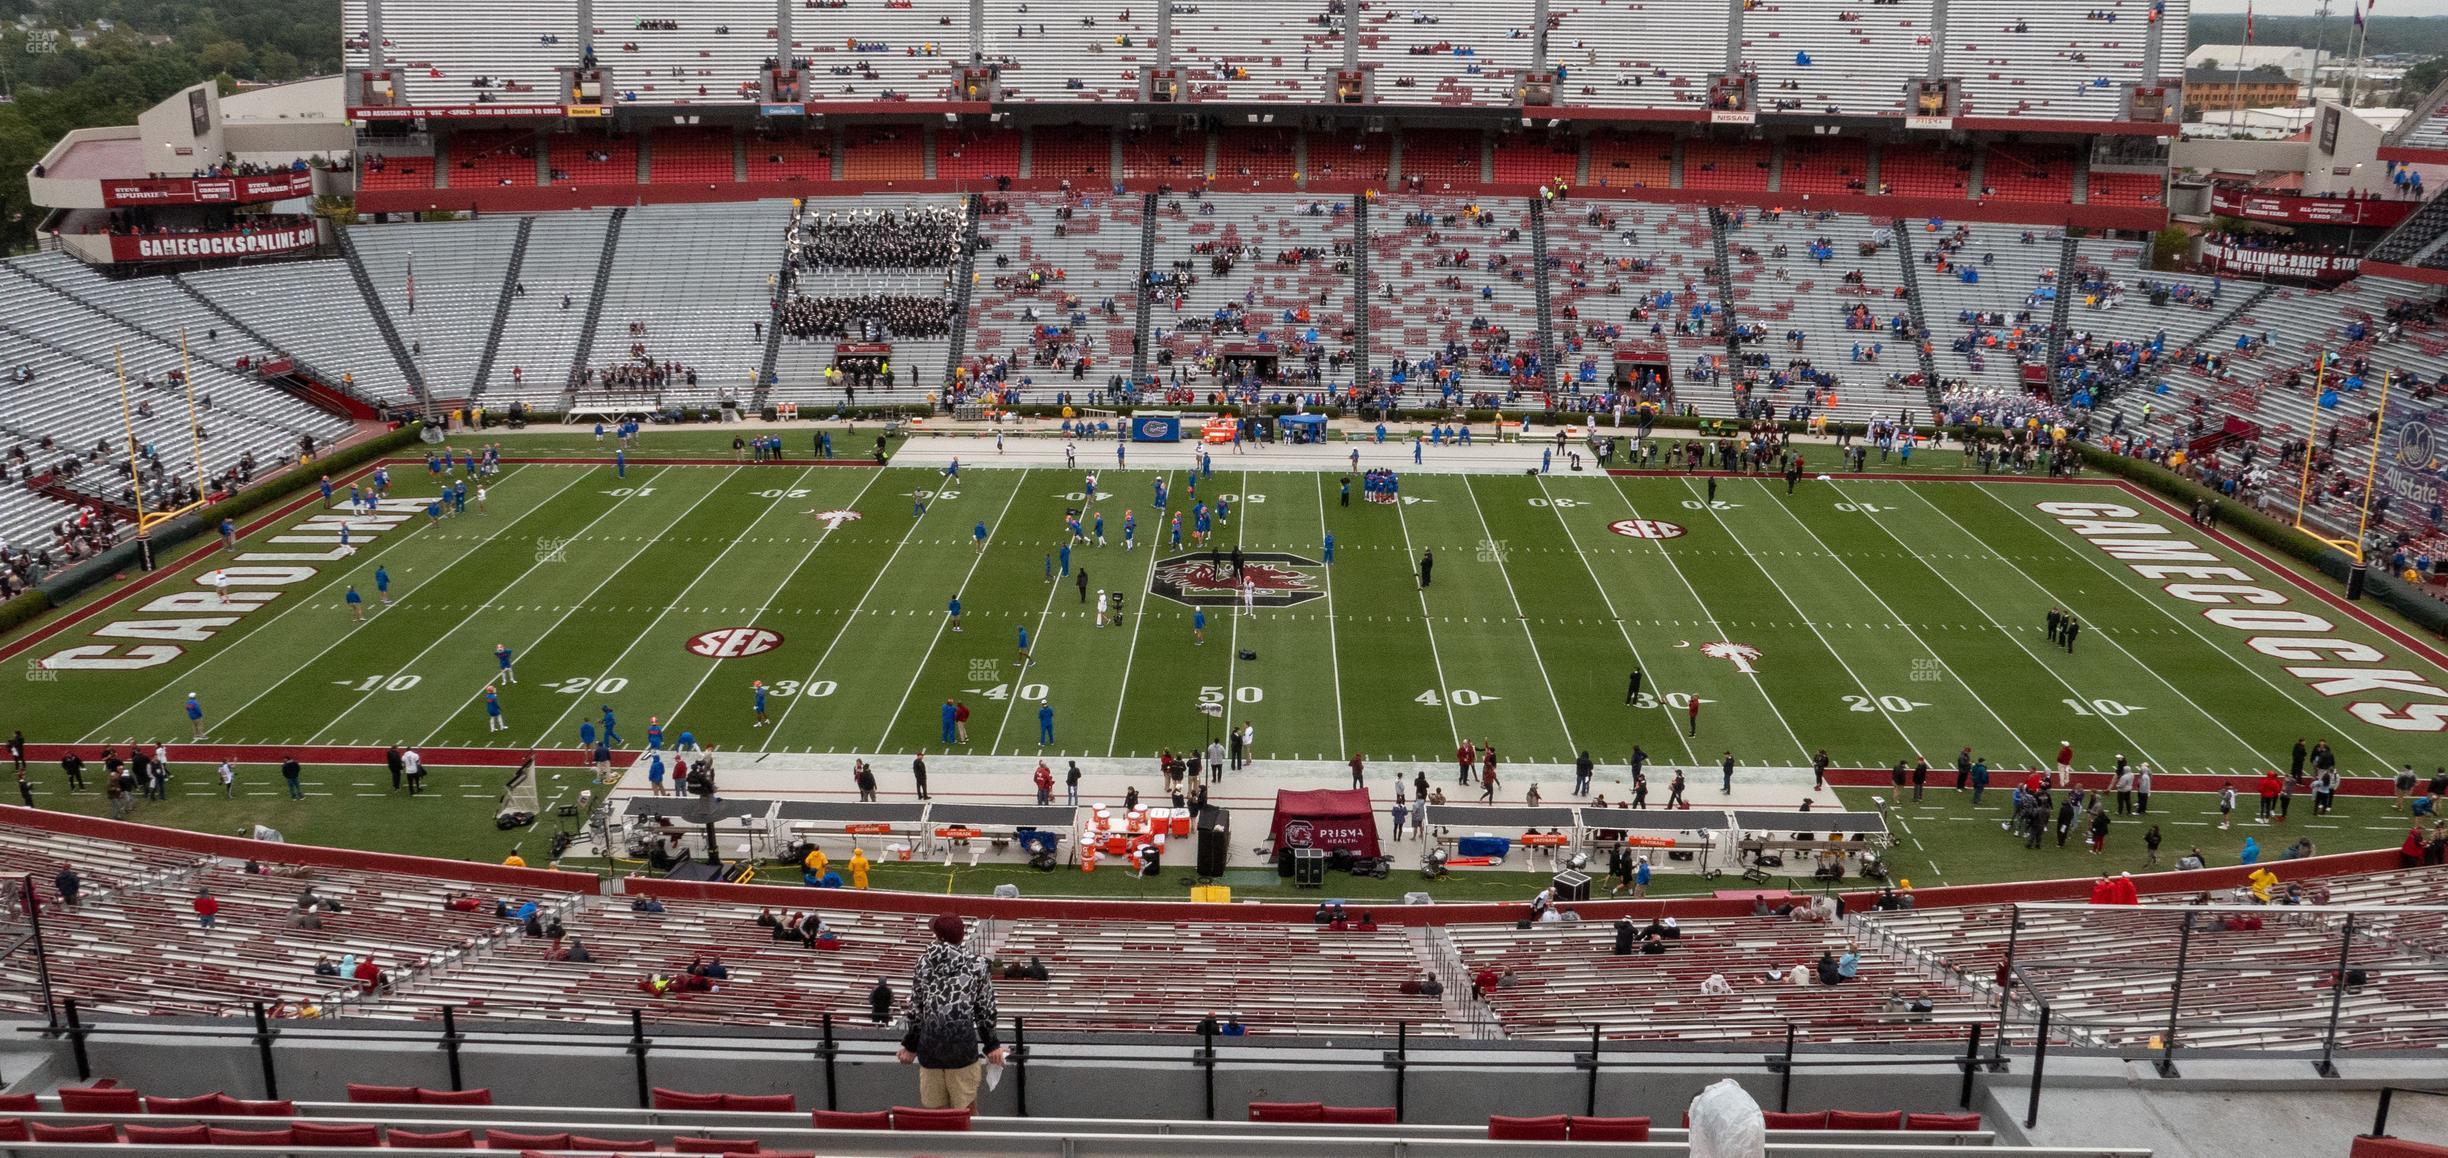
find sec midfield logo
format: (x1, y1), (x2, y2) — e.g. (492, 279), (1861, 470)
(1150, 552), (1327, 608)
(686, 627), (784, 659)
(1609, 519), (1688, 539)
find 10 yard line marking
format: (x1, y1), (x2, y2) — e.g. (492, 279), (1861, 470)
(1102, 470), (1177, 758)
(659, 467), (887, 741)
(875, 469), (1031, 751)
(1975, 485), (2402, 773)
(1881, 481), (2255, 770)
(79, 465), (548, 744)
(1459, 475), (1578, 759)
(1534, 474), (1696, 766)
(760, 469), (944, 749)
(508, 464), (831, 749)
(307, 467), (725, 745)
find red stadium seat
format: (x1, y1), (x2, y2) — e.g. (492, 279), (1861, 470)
(1762, 1110), (1829, 1129)
(724, 1093), (797, 1112)
(207, 1125), (296, 1146)
(1828, 1109), (1906, 1130)
(1248, 1101), (1326, 1122)
(484, 1128), (573, 1149)
(290, 1122), (382, 1145)
(813, 1110), (891, 1130)
(1487, 1114), (1570, 1141)
(57, 1085), (142, 1113)
(346, 1082), (420, 1103)
(891, 1106), (974, 1131)
(418, 1086), (495, 1105)
(654, 1087), (731, 1110)
(1569, 1115), (1651, 1141)
(0, 1119), (25, 1142)
(124, 1123), (212, 1144)
(1320, 1106), (1398, 1124)
(386, 1127), (478, 1148)
(673, 1138), (762, 1153)
(29, 1123), (118, 1143)
(0, 1095), (35, 1112)
(226, 1096), (296, 1116)
(1906, 1112), (1984, 1130)
(572, 1134), (657, 1150)
(143, 1092), (226, 1115)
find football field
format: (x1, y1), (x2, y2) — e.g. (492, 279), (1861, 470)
(11, 431), (2448, 795)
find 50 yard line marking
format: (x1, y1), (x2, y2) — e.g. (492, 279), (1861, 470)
(499, 464), (832, 749)
(1222, 470), (1254, 757)
(305, 467), (729, 744)
(758, 469), (943, 749)
(874, 469), (1031, 751)
(1458, 475), (1577, 760)
(1312, 472), (1347, 758)
(79, 464), (549, 744)
(1102, 470), (1177, 758)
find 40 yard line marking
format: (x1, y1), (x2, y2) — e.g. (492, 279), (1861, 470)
(1459, 475), (1577, 759)
(502, 464), (832, 749)
(658, 467), (888, 741)
(1975, 484), (2401, 773)
(1391, 469), (1463, 752)
(79, 464), (549, 744)
(875, 469), (1031, 751)
(990, 469), (1155, 756)
(306, 467), (728, 745)
(1103, 470), (1178, 758)
(760, 469), (944, 749)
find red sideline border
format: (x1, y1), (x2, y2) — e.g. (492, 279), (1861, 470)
(1817, 768), (2409, 797)
(0, 804), (596, 894)
(5, 743), (626, 770)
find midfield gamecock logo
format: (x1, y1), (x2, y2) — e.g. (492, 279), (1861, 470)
(1150, 552), (1327, 608)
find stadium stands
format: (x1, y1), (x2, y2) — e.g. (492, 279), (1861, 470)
(594, 0), (768, 105)
(1212, 127), (1298, 189)
(349, 218), (520, 400)
(443, 129), (543, 189)
(1304, 131), (1391, 187)
(745, 129), (832, 183)
(1745, 0), (1932, 119)
(1945, 0), (2151, 122)
(1026, 124), (1113, 183)
(649, 126), (740, 185)
(937, 127), (1022, 181)
(1170, 0), (1338, 103)
(1723, 209), (1915, 421)
(180, 262), (414, 406)
(838, 125), (928, 181)
(1367, 195), (1542, 391)
(375, 0), (576, 106)
(795, 0), (964, 102)
(1551, 0), (1729, 111)
(546, 132), (640, 187)
(1147, 192), (1356, 387)
(1394, 129), (1485, 191)
(987, 0), (1154, 104)
(484, 211), (617, 403)
(1584, 131), (1677, 190)
(583, 201), (785, 407)
(961, 191), (1146, 390)
(1358, 0), (1531, 109)
(1120, 127), (1211, 186)
(1681, 140), (1773, 193)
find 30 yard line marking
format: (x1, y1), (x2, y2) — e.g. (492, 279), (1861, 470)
(1104, 470), (1179, 758)
(875, 469), (1031, 751)
(1533, 474), (1696, 766)
(1974, 484), (2401, 772)
(1739, 478), (2044, 767)
(1459, 475), (1577, 759)
(307, 466), (728, 745)
(1602, 477), (1810, 763)
(661, 467), (888, 740)
(1881, 480), (2261, 770)
(505, 464), (832, 749)
(79, 464), (550, 744)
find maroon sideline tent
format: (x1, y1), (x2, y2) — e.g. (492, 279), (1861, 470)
(1267, 788), (1382, 858)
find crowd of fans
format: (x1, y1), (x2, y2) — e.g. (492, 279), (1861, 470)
(786, 204), (963, 271)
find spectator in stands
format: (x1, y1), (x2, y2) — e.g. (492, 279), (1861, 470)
(870, 978), (895, 1025)
(192, 888), (218, 929)
(52, 864), (79, 909)
(898, 914), (1005, 1111)
(353, 956), (384, 994)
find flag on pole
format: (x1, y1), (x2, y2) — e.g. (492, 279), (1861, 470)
(2245, 0), (2255, 44)
(2353, 0), (2368, 28)
(405, 255), (416, 314)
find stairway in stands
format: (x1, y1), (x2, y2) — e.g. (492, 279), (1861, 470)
(1707, 208), (1744, 399)
(2181, 283), (2277, 353)
(2042, 235), (2078, 401)
(1886, 222), (1943, 410)
(467, 218), (533, 406)
(941, 192), (985, 389)
(337, 226), (434, 412)
(1527, 194), (1555, 389)
(1350, 192), (1373, 386)
(1130, 191), (1160, 382)
(562, 206), (627, 406)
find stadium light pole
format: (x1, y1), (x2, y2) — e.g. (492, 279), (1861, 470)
(110, 348), (154, 572)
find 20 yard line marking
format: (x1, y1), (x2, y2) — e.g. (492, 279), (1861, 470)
(875, 470), (1031, 751)
(80, 464), (550, 744)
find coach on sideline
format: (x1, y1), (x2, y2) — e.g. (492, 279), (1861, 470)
(897, 914), (1005, 1110)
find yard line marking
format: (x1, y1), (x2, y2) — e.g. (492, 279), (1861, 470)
(1312, 473), (1348, 758)
(1391, 471), (1463, 751)
(992, 472), (1144, 756)
(1533, 474), (1696, 766)
(505, 464), (833, 750)
(312, 466), (730, 745)
(1601, 477), (1810, 764)
(1459, 476), (1577, 758)
(1878, 480), (2257, 771)
(875, 470), (1032, 751)
(1223, 470), (1253, 759)
(660, 468), (889, 739)
(1737, 478), (2043, 767)
(1104, 470), (1179, 757)
(80, 465), (550, 743)
(1973, 484), (2400, 773)
(761, 471), (944, 749)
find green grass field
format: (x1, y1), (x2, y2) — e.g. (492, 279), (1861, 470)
(8, 427), (2446, 893)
